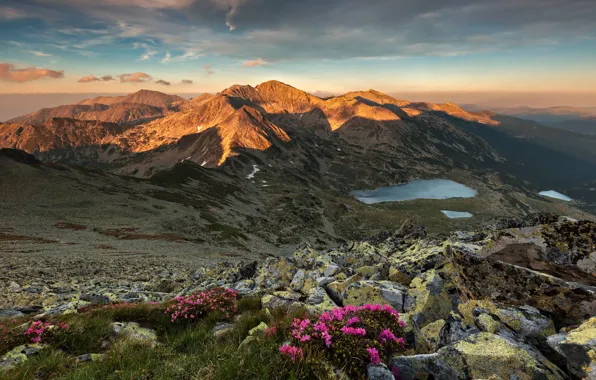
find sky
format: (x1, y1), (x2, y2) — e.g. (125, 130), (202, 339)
(1, 0), (596, 103)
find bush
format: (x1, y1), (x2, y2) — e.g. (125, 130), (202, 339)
(280, 304), (406, 378)
(165, 288), (239, 324)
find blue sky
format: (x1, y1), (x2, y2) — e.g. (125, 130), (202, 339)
(0, 0), (595, 97)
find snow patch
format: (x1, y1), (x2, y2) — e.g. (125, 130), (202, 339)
(201, 161), (208, 167)
(197, 126), (202, 132)
(247, 165), (260, 179)
(539, 190), (572, 202)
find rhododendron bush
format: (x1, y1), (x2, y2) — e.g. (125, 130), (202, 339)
(165, 287), (239, 323)
(279, 304), (406, 378)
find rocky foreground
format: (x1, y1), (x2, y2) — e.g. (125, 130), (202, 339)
(1, 213), (596, 379)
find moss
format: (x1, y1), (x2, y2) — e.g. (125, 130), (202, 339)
(457, 300), (498, 328)
(565, 317), (596, 345)
(454, 333), (560, 379)
(477, 314), (500, 334)
(420, 319), (445, 351)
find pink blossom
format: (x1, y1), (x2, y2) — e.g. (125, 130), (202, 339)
(379, 328), (397, 344)
(340, 326), (366, 336)
(280, 345), (303, 362)
(367, 347), (381, 365)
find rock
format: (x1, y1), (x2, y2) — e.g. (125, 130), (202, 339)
(254, 258), (296, 290)
(261, 291), (302, 310)
(248, 322), (269, 337)
(232, 279), (255, 295)
(420, 319), (446, 352)
(405, 267), (459, 328)
(367, 364), (395, 380)
(212, 322), (235, 338)
(112, 322), (159, 347)
(80, 293), (113, 305)
(329, 280), (407, 311)
(323, 264), (340, 277)
(36, 300), (90, 317)
(316, 277), (335, 287)
(547, 317), (596, 379)
(8, 281), (21, 293)
(76, 353), (106, 362)
(304, 287), (338, 314)
(449, 246), (596, 326)
(290, 270), (306, 291)
(0, 344), (45, 370)
(388, 241), (447, 286)
(394, 332), (566, 379)
(495, 305), (556, 343)
(0, 309), (24, 319)
(391, 353), (459, 380)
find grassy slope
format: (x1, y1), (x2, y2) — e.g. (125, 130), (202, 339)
(1, 299), (331, 380)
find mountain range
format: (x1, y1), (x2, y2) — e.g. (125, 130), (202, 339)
(1, 80), (595, 256)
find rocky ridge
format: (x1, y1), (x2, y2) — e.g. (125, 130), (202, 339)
(2, 214), (595, 378)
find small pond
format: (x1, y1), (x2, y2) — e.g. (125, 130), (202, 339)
(351, 179), (477, 204)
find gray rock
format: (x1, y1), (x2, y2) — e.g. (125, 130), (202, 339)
(391, 353), (458, 380)
(546, 318), (596, 379)
(316, 277), (335, 287)
(324, 264), (340, 277)
(0, 309), (24, 319)
(290, 270), (306, 291)
(367, 364), (395, 380)
(8, 281), (21, 293)
(212, 322), (235, 338)
(112, 322), (159, 347)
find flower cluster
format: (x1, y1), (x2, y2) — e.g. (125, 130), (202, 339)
(280, 304), (406, 378)
(279, 344), (304, 362)
(24, 320), (68, 343)
(165, 287), (239, 323)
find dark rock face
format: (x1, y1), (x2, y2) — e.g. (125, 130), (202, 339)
(449, 246), (596, 326)
(484, 213), (561, 230)
(0, 148), (41, 164)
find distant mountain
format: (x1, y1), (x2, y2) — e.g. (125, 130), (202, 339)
(462, 104), (596, 136)
(6, 89), (184, 126)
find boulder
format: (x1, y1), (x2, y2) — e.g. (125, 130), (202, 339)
(367, 364), (395, 380)
(449, 246), (596, 326)
(0, 344), (45, 370)
(393, 332), (567, 380)
(405, 266), (460, 328)
(112, 322), (159, 347)
(547, 317), (596, 379)
(328, 279), (407, 311)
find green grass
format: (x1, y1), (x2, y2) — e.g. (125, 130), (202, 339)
(1, 299), (334, 380)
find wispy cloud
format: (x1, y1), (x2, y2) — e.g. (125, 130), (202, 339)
(29, 50), (52, 57)
(155, 79), (171, 86)
(241, 58), (267, 67)
(161, 51), (171, 63)
(134, 42), (158, 61)
(0, 63), (64, 83)
(102, 75), (115, 81)
(119, 72), (153, 83)
(181, 79), (193, 84)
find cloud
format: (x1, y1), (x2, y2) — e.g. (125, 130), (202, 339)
(181, 79), (193, 84)
(0, 6), (26, 19)
(155, 79), (171, 85)
(77, 75), (100, 83)
(203, 63), (215, 75)
(78, 74), (115, 83)
(5, 0), (596, 64)
(0, 63), (64, 83)
(241, 58), (267, 67)
(161, 51), (171, 63)
(29, 50), (52, 57)
(119, 72), (153, 83)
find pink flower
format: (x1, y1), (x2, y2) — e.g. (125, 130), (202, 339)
(340, 326), (366, 336)
(280, 345), (303, 362)
(379, 328), (397, 344)
(367, 347), (381, 365)
(346, 316), (360, 326)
